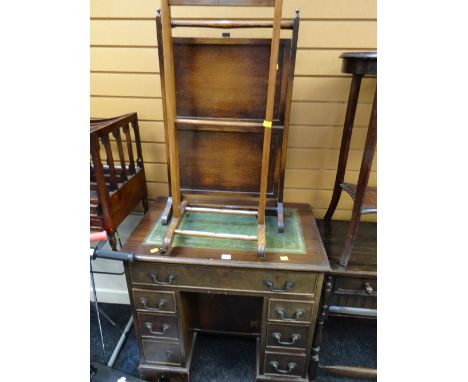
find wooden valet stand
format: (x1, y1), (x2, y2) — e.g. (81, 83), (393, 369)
(156, 0), (299, 257)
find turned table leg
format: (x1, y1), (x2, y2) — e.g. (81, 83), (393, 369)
(309, 276), (333, 381)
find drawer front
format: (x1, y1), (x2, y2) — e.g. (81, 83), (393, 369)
(138, 312), (179, 340)
(268, 299), (314, 324)
(142, 339), (181, 365)
(334, 276), (377, 297)
(266, 323), (309, 351)
(133, 289), (177, 313)
(264, 351), (306, 377)
(130, 262), (318, 296)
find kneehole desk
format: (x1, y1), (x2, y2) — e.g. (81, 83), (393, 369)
(123, 199), (330, 382)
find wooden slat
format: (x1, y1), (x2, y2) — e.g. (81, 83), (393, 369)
(91, 20), (376, 49)
(122, 124), (136, 173)
(91, 0), (377, 20)
(100, 135), (118, 190)
(112, 128), (128, 181)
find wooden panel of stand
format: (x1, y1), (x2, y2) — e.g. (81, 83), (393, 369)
(123, 199), (329, 381)
(162, 35), (296, 199)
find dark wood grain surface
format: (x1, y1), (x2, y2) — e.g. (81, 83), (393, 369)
(316, 219), (376, 276)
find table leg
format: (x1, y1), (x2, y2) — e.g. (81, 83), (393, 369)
(309, 276), (333, 381)
(339, 91), (377, 267)
(324, 74), (363, 222)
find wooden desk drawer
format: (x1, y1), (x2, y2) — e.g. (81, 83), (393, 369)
(264, 351), (306, 378)
(329, 276), (377, 310)
(133, 289), (177, 313)
(138, 312), (179, 340)
(334, 276), (377, 297)
(142, 339), (181, 365)
(130, 262), (318, 296)
(266, 323), (309, 351)
(268, 299), (314, 324)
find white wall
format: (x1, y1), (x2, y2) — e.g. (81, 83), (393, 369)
(90, 213), (144, 304)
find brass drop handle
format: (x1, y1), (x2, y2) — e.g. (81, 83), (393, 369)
(139, 297), (167, 312)
(145, 322), (170, 335)
(272, 332), (301, 346)
(263, 280), (295, 292)
(149, 272), (176, 285)
(364, 282), (375, 295)
(269, 361), (297, 374)
(275, 307), (304, 322)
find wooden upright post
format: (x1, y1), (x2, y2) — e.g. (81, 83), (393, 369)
(160, 0), (181, 218)
(257, 0), (284, 256)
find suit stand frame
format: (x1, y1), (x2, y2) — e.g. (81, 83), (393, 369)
(157, 0), (299, 257)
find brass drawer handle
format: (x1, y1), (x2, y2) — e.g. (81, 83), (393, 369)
(364, 282), (376, 295)
(145, 322), (170, 336)
(263, 280), (295, 292)
(269, 361), (297, 374)
(149, 272), (176, 285)
(275, 307), (304, 321)
(139, 297), (167, 312)
(272, 332), (301, 346)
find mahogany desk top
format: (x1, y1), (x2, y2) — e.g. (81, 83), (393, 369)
(123, 198), (330, 273)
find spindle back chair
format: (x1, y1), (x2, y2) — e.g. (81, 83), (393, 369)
(157, 0), (299, 257)
(90, 112), (148, 250)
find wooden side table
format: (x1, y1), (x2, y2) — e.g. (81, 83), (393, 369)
(309, 52), (377, 381)
(323, 52), (377, 268)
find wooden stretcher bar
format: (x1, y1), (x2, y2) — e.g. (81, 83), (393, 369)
(185, 206), (258, 216)
(171, 19), (294, 29)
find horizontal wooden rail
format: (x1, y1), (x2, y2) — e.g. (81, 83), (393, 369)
(185, 206), (258, 216)
(175, 229), (257, 241)
(176, 117), (265, 128)
(171, 19), (294, 30)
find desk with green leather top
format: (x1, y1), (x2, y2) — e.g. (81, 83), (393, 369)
(123, 199), (330, 382)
